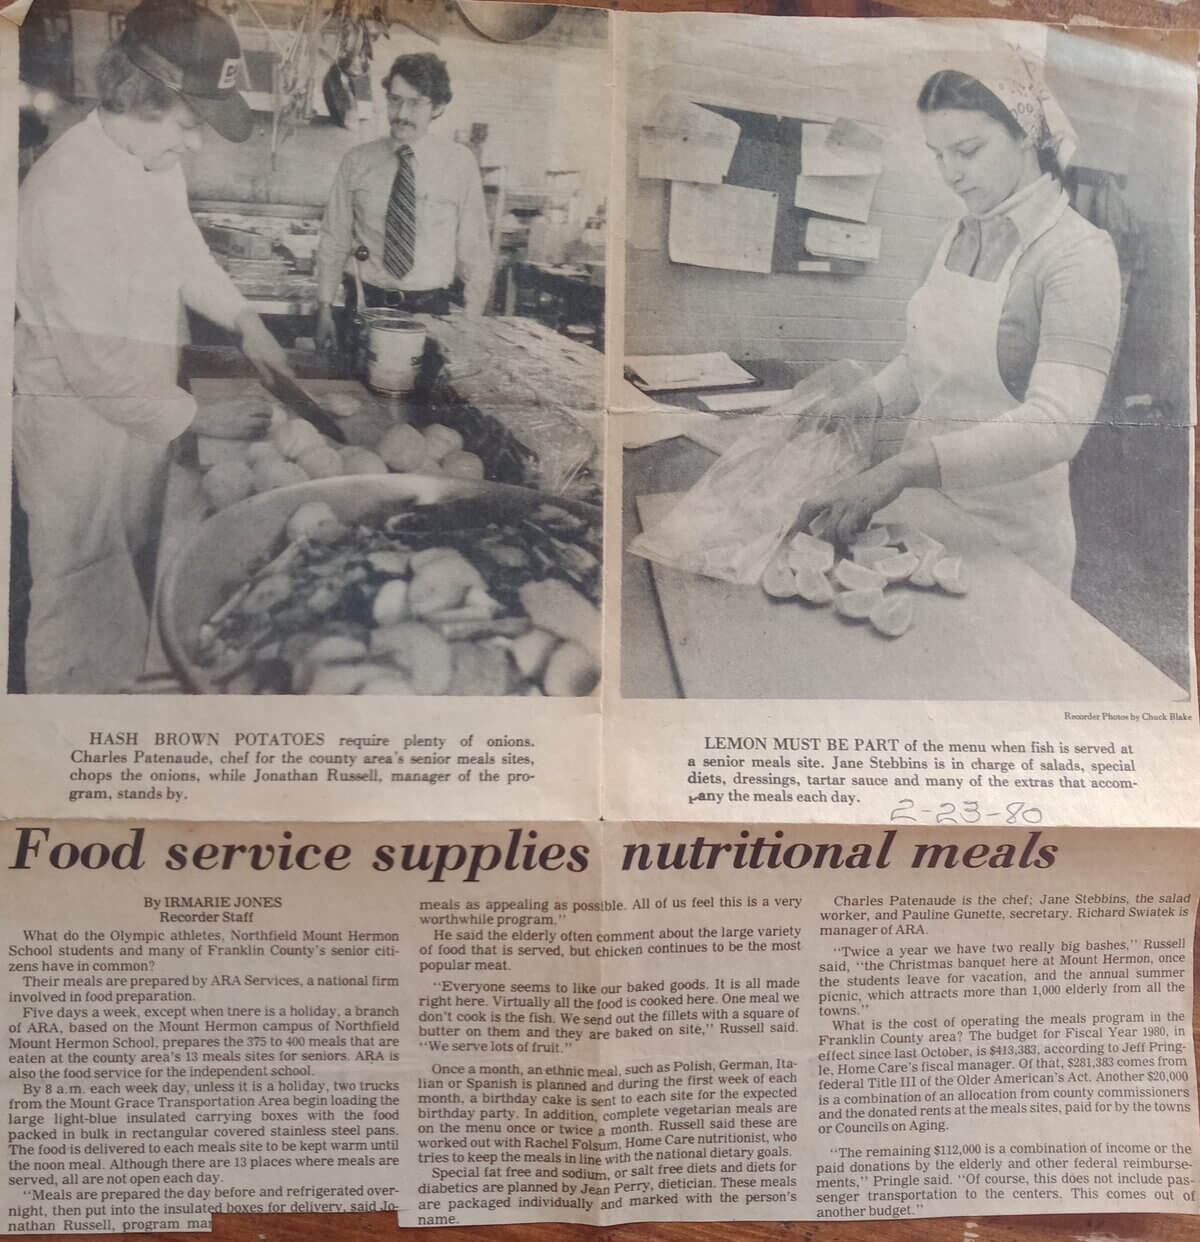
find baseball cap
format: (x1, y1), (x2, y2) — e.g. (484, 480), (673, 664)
(121, 0), (252, 142)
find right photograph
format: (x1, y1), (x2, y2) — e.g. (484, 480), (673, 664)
(619, 17), (1194, 703)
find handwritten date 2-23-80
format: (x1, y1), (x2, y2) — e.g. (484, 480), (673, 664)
(889, 799), (1044, 825)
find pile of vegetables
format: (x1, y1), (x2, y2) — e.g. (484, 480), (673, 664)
(193, 495), (602, 696)
(202, 414), (489, 513)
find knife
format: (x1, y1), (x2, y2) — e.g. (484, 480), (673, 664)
(262, 368), (349, 444)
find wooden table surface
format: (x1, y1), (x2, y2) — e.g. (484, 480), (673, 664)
(9, 0), (1199, 1239)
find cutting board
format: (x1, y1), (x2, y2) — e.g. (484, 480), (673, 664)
(634, 489), (1185, 703)
(190, 378), (416, 466)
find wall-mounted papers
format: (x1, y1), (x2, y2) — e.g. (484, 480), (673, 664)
(800, 120), (883, 177)
(668, 181), (778, 273)
(794, 172), (877, 223)
(805, 216), (882, 262)
(638, 95), (741, 184)
(796, 117), (882, 224)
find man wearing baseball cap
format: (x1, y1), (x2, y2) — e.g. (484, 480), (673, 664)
(13, 0), (291, 693)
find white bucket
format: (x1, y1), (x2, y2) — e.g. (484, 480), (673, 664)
(363, 310), (427, 394)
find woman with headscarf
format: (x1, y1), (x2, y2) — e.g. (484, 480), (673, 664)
(793, 47), (1121, 594)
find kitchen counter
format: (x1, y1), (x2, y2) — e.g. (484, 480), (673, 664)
(622, 434), (1187, 702)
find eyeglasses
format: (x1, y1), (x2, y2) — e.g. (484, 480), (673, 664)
(386, 92), (433, 113)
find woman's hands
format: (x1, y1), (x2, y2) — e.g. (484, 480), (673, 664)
(768, 379), (881, 430)
(795, 443), (941, 545)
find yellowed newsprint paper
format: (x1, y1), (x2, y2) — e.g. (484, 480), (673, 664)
(607, 15), (1200, 828)
(2, 821), (1199, 1231)
(0, 1), (607, 822)
(1, 3), (1198, 829)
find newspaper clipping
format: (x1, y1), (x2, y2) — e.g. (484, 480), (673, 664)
(2, 0), (607, 822)
(607, 16), (1200, 828)
(2, 821), (1199, 1232)
(3, 0), (1200, 1236)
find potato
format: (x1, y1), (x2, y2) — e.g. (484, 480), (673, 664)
(372, 579), (410, 626)
(410, 547), (459, 572)
(292, 635), (368, 693)
(422, 423), (464, 461)
(339, 446), (389, 476)
(370, 622), (453, 694)
(246, 440), (284, 467)
(518, 579), (600, 660)
(203, 459), (255, 511)
(297, 445), (343, 479)
(377, 424), (434, 473)
(306, 662), (378, 695)
(324, 392), (363, 419)
(447, 641), (513, 696)
(409, 552), (486, 618)
(286, 500), (340, 543)
(542, 640), (599, 697)
(508, 627), (559, 680)
(271, 417), (322, 460)
(441, 450), (485, 481)
(253, 458), (308, 493)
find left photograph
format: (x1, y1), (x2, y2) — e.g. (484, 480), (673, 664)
(11, 0), (607, 698)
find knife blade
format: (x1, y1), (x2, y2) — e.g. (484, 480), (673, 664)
(262, 369), (348, 444)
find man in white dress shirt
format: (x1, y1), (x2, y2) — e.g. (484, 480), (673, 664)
(14, 0), (290, 693)
(314, 52), (492, 348)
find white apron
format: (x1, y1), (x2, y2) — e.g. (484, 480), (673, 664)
(14, 389), (167, 694)
(901, 197), (1076, 593)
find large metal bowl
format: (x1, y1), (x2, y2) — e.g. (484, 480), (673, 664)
(158, 474), (601, 694)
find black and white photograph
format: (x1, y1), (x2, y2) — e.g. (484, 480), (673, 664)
(11, 0), (607, 697)
(619, 16), (1194, 702)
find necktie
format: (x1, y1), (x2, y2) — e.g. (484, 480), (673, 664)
(383, 144), (416, 280)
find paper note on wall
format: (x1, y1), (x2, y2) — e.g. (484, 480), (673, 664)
(668, 182), (778, 274)
(805, 217), (882, 262)
(794, 173), (877, 223)
(800, 120), (883, 178)
(639, 95), (741, 184)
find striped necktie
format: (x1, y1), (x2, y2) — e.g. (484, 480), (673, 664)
(383, 143), (416, 280)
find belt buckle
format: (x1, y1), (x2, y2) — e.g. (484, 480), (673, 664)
(384, 290), (405, 310)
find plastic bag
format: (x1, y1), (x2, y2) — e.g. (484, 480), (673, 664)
(630, 370), (871, 584)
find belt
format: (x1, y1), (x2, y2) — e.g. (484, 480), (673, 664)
(357, 282), (450, 315)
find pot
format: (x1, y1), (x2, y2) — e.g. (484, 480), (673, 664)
(157, 474), (600, 694)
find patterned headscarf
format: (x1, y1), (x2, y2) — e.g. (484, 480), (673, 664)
(970, 44), (1078, 168)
